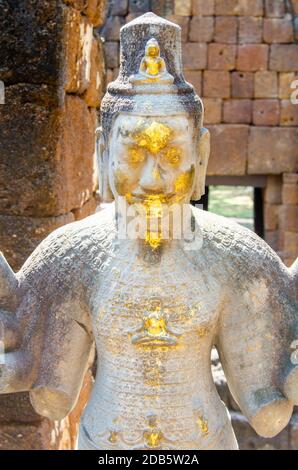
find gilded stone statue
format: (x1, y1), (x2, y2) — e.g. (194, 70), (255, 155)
(0, 13), (297, 450)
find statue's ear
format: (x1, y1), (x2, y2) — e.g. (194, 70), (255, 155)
(191, 127), (210, 201)
(96, 127), (114, 202)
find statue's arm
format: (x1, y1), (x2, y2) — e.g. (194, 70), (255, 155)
(216, 250), (297, 438)
(0, 225), (94, 421)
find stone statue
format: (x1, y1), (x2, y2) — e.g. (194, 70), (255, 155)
(0, 13), (297, 450)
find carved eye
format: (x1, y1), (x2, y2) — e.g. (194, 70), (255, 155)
(161, 147), (182, 165)
(127, 146), (145, 164)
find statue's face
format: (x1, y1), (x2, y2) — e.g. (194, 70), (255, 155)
(108, 114), (197, 206)
(146, 44), (159, 57)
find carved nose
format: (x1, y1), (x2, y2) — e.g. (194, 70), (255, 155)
(139, 158), (164, 193)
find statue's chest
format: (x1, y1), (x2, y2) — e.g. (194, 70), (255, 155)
(91, 248), (219, 349)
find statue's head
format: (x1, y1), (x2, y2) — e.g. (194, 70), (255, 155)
(97, 13), (210, 206)
(145, 38), (160, 57)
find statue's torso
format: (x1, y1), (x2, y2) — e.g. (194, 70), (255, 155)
(81, 239), (237, 450)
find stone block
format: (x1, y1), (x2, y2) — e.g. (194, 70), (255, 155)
(208, 44), (236, 70)
(264, 175), (282, 204)
(254, 71), (278, 98)
(282, 232), (298, 255)
(64, 8), (94, 94)
(215, 0), (263, 16)
(264, 0), (286, 17)
(192, 0), (214, 16)
(0, 1), (61, 85)
(174, 0), (192, 16)
(203, 71), (230, 98)
(264, 203), (279, 230)
(110, 0), (128, 16)
(237, 44), (269, 71)
(280, 100), (298, 126)
(270, 45), (298, 72)
(253, 99), (280, 126)
(265, 230), (279, 251)
(264, 18), (294, 44)
(103, 41), (119, 68)
(189, 16), (214, 43)
(0, 393), (42, 424)
(231, 72), (254, 98)
(129, 0), (150, 14)
(85, 0), (107, 27)
(279, 73), (298, 99)
(223, 99), (252, 124)
(282, 184), (298, 205)
(214, 16), (238, 44)
(184, 71), (202, 95)
(202, 98), (222, 124)
(182, 43), (208, 70)
(165, 15), (189, 42)
(239, 17), (263, 44)
(101, 15), (125, 41)
(279, 205), (298, 232)
(207, 125), (248, 175)
(83, 38), (104, 108)
(248, 127), (298, 174)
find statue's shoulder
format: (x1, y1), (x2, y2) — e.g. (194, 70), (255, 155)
(18, 204), (116, 289)
(191, 206), (286, 279)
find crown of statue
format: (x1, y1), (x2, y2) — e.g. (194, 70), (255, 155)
(100, 12), (203, 139)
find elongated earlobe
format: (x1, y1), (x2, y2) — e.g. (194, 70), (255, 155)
(96, 127), (114, 202)
(191, 128), (210, 201)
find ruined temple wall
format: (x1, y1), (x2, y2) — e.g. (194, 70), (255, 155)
(0, 0), (106, 449)
(102, 0), (298, 267)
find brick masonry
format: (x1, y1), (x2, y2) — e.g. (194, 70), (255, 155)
(100, 0), (298, 450)
(0, 0), (106, 450)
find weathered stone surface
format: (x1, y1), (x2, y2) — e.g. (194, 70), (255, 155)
(203, 71), (230, 98)
(103, 41), (120, 68)
(83, 37), (104, 107)
(237, 44), (269, 71)
(184, 70), (202, 95)
(0, 213), (75, 272)
(279, 205), (298, 232)
(223, 99), (252, 124)
(101, 15), (125, 41)
(174, 0), (192, 16)
(270, 45), (298, 72)
(254, 71), (278, 98)
(239, 16), (263, 44)
(264, 18), (294, 43)
(129, 0), (150, 14)
(264, 175), (282, 204)
(253, 99), (280, 126)
(231, 72), (254, 98)
(215, 0), (263, 16)
(72, 196), (99, 220)
(207, 125), (248, 175)
(85, 0), (107, 27)
(208, 44), (236, 70)
(0, 393), (42, 424)
(189, 16), (214, 43)
(182, 43), (207, 70)
(280, 100), (298, 126)
(214, 16), (238, 44)
(192, 0), (214, 16)
(282, 184), (298, 205)
(165, 15), (189, 42)
(0, 419), (71, 450)
(0, 88), (96, 218)
(279, 72), (298, 99)
(264, 203), (279, 230)
(110, 0), (128, 16)
(64, 8), (94, 94)
(203, 98), (222, 124)
(248, 127), (298, 174)
(0, 1), (62, 85)
(265, 0), (286, 18)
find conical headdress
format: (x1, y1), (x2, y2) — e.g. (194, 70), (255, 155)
(100, 12), (203, 141)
